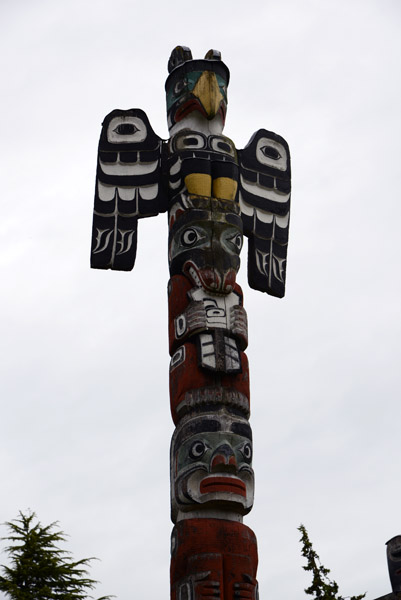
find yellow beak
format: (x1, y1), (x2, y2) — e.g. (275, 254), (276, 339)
(192, 71), (224, 119)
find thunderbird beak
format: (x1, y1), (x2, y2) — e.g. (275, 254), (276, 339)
(192, 70), (225, 120)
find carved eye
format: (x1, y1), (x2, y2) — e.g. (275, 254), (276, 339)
(229, 233), (243, 252)
(183, 137), (200, 146)
(174, 78), (187, 95)
(189, 441), (207, 460)
(113, 123), (139, 135)
(175, 132), (206, 151)
(181, 228), (202, 247)
(241, 442), (252, 462)
(256, 137), (287, 170)
(210, 135), (235, 157)
(107, 116), (147, 144)
(260, 146), (281, 160)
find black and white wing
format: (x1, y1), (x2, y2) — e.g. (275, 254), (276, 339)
(91, 108), (167, 271)
(238, 129), (291, 298)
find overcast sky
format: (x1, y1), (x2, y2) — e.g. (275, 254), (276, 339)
(1, 0), (400, 598)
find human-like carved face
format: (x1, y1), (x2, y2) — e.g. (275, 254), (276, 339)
(170, 411), (254, 521)
(168, 208), (243, 294)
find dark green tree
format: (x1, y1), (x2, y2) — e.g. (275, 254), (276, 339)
(0, 511), (113, 600)
(299, 524), (365, 600)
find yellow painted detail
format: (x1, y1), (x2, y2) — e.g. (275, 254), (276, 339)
(212, 177), (238, 201)
(192, 71), (223, 119)
(185, 173), (212, 196)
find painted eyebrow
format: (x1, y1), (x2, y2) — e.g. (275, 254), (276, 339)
(174, 419), (221, 448)
(231, 422), (252, 440)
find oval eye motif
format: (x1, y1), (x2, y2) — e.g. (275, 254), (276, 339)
(183, 137), (201, 147)
(107, 116), (147, 144)
(241, 442), (252, 462)
(255, 137), (287, 170)
(181, 228), (201, 247)
(227, 233), (243, 253)
(261, 146), (281, 160)
(113, 123), (139, 135)
(175, 132), (206, 151)
(217, 141), (232, 153)
(210, 135), (235, 157)
(189, 440), (207, 460)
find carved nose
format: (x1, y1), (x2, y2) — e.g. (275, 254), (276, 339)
(211, 443), (237, 473)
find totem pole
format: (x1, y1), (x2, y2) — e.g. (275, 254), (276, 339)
(91, 46), (291, 599)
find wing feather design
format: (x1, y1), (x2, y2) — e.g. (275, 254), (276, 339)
(238, 129), (291, 298)
(91, 108), (167, 271)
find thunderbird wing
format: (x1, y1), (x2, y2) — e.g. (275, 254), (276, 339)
(91, 108), (167, 271)
(238, 129), (291, 297)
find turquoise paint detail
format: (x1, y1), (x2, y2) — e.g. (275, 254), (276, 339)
(166, 71), (227, 110)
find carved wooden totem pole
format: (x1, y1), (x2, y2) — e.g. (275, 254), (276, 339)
(91, 46), (291, 599)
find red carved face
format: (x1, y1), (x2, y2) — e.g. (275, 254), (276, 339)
(170, 411), (254, 522)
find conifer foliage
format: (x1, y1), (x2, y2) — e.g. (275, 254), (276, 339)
(0, 511), (112, 600)
(299, 524), (365, 600)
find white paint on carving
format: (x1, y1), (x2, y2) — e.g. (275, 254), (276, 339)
(224, 335), (241, 371)
(139, 183), (158, 200)
(100, 157), (158, 176)
(275, 213), (290, 228)
(174, 132), (206, 151)
(272, 255), (286, 282)
(169, 111), (224, 137)
(255, 249), (270, 277)
(199, 333), (216, 369)
(117, 186), (137, 201)
(97, 181), (116, 201)
(256, 210), (274, 224)
(175, 314), (187, 338)
(189, 288), (240, 329)
(256, 137), (288, 170)
(170, 346), (185, 371)
(107, 115), (147, 143)
(238, 194), (254, 216)
(93, 228), (113, 253)
(170, 157), (182, 176)
(169, 178), (181, 190)
(116, 230), (135, 255)
(240, 175), (290, 203)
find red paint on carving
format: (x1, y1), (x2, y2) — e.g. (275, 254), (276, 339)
(169, 351), (251, 424)
(200, 476), (246, 497)
(170, 519), (258, 600)
(175, 98), (208, 122)
(211, 455), (225, 468)
(169, 207), (185, 229)
(182, 262), (237, 295)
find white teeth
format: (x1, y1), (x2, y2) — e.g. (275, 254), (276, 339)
(189, 266), (202, 287)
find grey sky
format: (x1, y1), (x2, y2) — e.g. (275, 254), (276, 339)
(1, 0), (400, 598)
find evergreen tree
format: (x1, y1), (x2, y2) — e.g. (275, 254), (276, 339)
(299, 524), (365, 600)
(0, 511), (112, 600)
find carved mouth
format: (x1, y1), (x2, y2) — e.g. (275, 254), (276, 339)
(200, 476), (246, 497)
(184, 262), (221, 292)
(182, 261), (235, 295)
(175, 99), (208, 122)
